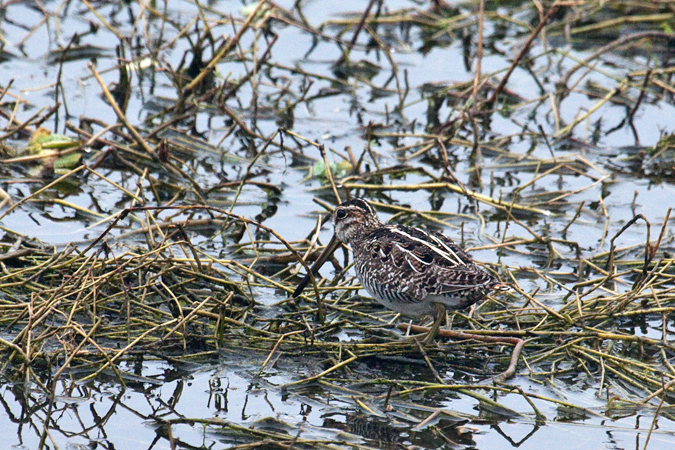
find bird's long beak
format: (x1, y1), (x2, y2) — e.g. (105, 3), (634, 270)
(292, 235), (341, 298)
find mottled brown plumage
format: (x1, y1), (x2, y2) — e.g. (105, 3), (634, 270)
(294, 198), (503, 342)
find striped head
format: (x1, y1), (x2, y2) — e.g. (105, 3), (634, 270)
(332, 198), (382, 244)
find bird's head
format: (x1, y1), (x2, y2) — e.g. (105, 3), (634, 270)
(332, 198), (382, 244)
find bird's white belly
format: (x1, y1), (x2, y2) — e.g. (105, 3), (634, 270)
(357, 267), (478, 317)
(371, 295), (436, 318)
(357, 271), (436, 318)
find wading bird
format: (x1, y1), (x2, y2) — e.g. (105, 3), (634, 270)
(293, 198), (505, 342)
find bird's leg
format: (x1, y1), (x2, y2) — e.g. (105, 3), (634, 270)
(405, 320), (414, 336)
(422, 303), (446, 344)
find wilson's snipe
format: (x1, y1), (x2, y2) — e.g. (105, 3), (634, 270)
(293, 198), (505, 342)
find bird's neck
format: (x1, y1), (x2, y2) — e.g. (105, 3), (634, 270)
(341, 219), (382, 245)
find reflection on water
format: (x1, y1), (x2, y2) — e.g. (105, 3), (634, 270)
(2, 0), (675, 449)
(2, 357), (675, 449)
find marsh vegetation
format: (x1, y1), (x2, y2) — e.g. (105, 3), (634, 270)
(1, 0), (675, 448)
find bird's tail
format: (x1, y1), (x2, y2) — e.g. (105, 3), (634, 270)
(491, 282), (512, 292)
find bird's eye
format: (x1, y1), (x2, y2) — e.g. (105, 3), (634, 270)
(336, 209), (347, 219)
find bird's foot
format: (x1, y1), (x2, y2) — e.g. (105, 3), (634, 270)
(401, 332), (429, 342)
(421, 331), (437, 345)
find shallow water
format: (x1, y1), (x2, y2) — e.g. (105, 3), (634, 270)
(1, 0), (675, 448)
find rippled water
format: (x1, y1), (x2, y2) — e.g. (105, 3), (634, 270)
(1, 0), (675, 448)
